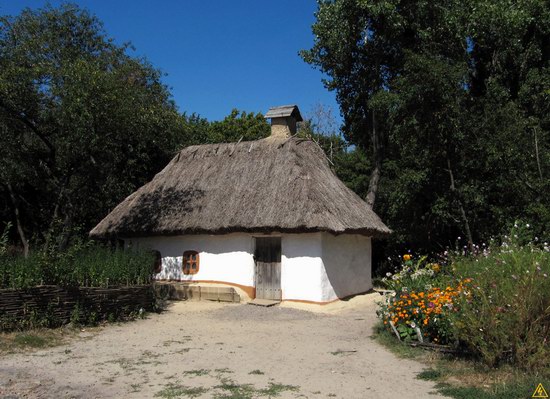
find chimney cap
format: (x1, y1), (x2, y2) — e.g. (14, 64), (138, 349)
(264, 105), (303, 122)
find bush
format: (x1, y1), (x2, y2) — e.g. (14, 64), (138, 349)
(377, 255), (460, 343)
(0, 242), (154, 289)
(380, 255), (443, 294)
(377, 226), (550, 371)
(450, 237), (550, 370)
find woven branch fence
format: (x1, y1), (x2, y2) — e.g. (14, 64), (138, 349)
(0, 285), (155, 330)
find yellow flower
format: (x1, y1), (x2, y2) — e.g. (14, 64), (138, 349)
(403, 254), (412, 261)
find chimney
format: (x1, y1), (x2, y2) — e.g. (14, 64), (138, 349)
(264, 105), (303, 138)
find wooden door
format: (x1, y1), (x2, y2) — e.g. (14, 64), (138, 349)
(254, 237), (282, 300)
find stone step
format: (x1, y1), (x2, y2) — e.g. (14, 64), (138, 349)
(248, 298), (280, 307)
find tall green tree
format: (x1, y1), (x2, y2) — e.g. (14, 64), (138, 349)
(302, 0), (549, 255)
(0, 4), (183, 254)
(206, 109), (269, 143)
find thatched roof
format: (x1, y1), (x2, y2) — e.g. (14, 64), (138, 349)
(90, 137), (390, 238)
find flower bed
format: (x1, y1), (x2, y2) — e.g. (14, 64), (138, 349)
(377, 227), (550, 371)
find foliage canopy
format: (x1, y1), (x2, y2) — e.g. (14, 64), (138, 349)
(302, 0), (550, 257)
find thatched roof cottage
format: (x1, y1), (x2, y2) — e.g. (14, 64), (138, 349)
(90, 105), (390, 304)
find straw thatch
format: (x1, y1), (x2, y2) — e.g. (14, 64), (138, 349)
(90, 137), (390, 238)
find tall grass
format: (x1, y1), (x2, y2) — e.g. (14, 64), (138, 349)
(377, 224), (550, 372)
(0, 243), (154, 289)
(450, 241), (550, 370)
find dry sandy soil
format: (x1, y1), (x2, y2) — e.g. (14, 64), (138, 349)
(0, 293), (446, 399)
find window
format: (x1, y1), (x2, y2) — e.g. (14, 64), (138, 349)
(152, 250), (162, 274)
(182, 251), (200, 275)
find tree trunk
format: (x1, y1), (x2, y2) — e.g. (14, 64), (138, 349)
(7, 183), (29, 257)
(446, 157), (474, 252)
(534, 127), (543, 181)
(44, 177), (68, 250)
(58, 212), (73, 251)
(365, 110), (383, 209)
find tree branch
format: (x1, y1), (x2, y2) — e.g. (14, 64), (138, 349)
(446, 157), (474, 252)
(6, 182), (30, 257)
(0, 98), (55, 156)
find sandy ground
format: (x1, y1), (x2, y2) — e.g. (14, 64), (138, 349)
(0, 293), (446, 399)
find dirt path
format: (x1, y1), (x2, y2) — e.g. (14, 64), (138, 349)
(0, 294), (445, 398)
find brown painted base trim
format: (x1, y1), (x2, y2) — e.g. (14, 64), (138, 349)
(155, 279), (255, 299)
(282, 289), (374, 306)
(281, 298), (340, 305)
(155, 281), (372, 305)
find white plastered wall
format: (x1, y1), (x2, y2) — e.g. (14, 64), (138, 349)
(125, 233), (255, 288)
(280, 233), (325, 302)
(320, 233), (372, 301)
(125, 231), (372, 303)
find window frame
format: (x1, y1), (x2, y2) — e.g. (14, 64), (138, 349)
(182, 250), (200, 275)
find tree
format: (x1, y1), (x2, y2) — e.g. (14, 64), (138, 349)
(297, 104), (372, 200)
(206, 109), (269, 143)
(302, 0), (549, 256)
(0, 4), (183, 253)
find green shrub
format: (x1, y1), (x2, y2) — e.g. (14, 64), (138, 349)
(377, 225), (550, 372)
(0, 243), (154, 289)
(381, 255), (446, 294)
(0, 222), (11, 256)
(450, 238), (550, 370)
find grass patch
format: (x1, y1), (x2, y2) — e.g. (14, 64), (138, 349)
(214, 368), (234, 374)
(154, 383), (208, 398)
(371, 323), (419, 358)
(183, 369), (210, 377)
(248, 369), (265, 375)
(163, 339), (192, 347)
(14, 333), (49, 347)
(436, 379), (548, 399)
(107, 357), (137, 372)
(258, 382), (299, 396)
(373, 321), (550, 399)
(213, 379), (256, 399)
(417, 368), (442, 381)
(0, 329), (68, 352)
(329, 349), (357, 356)
(129, 383), (142, 393)
(213, 378), (299, 399)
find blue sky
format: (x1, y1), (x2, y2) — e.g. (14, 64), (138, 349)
(0, 0), (340, 123)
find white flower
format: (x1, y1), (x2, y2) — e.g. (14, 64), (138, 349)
(526, 224), (530, 228)
(386, 272), (392, 277)
(410, 322), (417, 328)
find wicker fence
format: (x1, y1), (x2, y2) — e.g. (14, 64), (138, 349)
(0, 285), (155, 330)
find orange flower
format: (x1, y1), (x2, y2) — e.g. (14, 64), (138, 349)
(403, 254), (412, 261)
